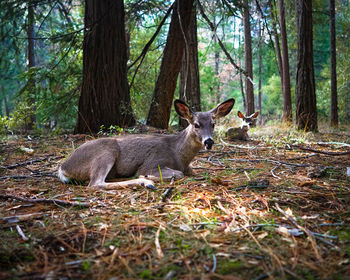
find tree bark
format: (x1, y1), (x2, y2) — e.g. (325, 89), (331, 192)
(75, 0), (135, 134)
(213, 15), (220, 104)
(243, 1), (254, 115)
(269, 0), (283, 85)
(258, 18), (262, 124)
(146, 0), (194, 129)
(1, 85), (10, 117)
(238, 30), (246, 112)
(179, 5), (201, 128)
(278, 0), (292, 123)
(295, 0), (317, 131)
(329, 0), (338, 127)
(26, 1), (36, 130)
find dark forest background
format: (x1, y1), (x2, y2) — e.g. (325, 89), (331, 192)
(0, 0), (349, 135)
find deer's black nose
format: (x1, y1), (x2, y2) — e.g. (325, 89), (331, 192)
(204, 138), (214, 150)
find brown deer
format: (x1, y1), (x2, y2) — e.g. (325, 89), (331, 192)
(226, 111), (259, 141)
(58, 98), (235, 189)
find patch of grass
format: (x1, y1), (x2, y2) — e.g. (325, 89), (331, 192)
(216, 259), (244, 274)
(139, 269), (153, 279)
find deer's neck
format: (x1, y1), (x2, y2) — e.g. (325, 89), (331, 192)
(175, 125), (203, 168)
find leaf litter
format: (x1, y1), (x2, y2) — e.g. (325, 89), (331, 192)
(0, 127), (350, 279)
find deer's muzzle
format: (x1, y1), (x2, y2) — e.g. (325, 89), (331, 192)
(204, 138), (214, 150)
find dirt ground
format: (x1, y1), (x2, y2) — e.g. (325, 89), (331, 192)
(1, 125), (350, 279)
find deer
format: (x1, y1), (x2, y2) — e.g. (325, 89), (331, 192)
(58, 98), (235, 189)
(226, 111), (259, 141)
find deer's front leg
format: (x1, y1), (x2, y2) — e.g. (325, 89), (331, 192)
(145, 167), (184, 182)
(184, 166), (193, 176)
(98, 177), (156, 190)
(88, 155), (155, 189)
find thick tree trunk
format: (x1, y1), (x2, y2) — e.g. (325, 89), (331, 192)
(26, 1), (36, 130)
(258, 18), (262, 124)
(75, 0), (135, 134)
(179, 5), (201, 128)
(147, 0), (194, 129)
(243, 1), (254, 115)
(278, 0), (292, 123)
(329, 0), (338, 127)
(295, 0), (317, 131)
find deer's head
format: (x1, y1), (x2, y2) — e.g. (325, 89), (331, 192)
(174, 99), (235, 150)
(237, 111), (259, 129)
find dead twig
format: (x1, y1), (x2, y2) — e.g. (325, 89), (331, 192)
(274, 203), (323, 262)
(2, 212), (44, 223)
(16, 224), (29, 241)
(0, 194), (90, 207)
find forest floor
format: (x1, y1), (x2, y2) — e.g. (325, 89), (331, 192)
(1, 124), (350, 280)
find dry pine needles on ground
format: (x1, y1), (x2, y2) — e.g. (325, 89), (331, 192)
(0, 128), (350, 279)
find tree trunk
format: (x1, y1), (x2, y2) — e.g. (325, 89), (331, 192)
(329, 0), (338, 127)
(238, 30), (246, 112)
(213, 15), (220, 104)
(75, 0), (135, 134)
(147, 0), (194, 129)
(258, 18), (262, 124)
(1, 85), (10, 117)
(295, 0), (317, 131)
(278, 0), (292, 123)
(243, 1), (254, 115)
(269, 0), (283, 85)
(179, 5), (201, 128)
(26, 1), (36, 130)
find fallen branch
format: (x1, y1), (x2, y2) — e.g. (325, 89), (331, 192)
(2, 212), (43, 223)
(225, 157), (309, 167)
(292, 145), (350, 156)
(0, 155), (64, 170)
(0, 172), (57, 181)
(316, 141), (350, 148)
(0, 194), (90, 207)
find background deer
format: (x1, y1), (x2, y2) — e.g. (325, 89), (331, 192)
(58, 98), (235, 189)
(226, 111), (259, 141)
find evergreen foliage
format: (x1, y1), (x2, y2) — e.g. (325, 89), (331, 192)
(0, 0), (349, 133)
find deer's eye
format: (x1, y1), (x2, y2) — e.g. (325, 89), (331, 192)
(211, 123), (215, 128)
(194, 123), (200, 129)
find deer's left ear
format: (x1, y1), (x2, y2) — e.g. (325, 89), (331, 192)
(210, 98), (235, 119)
(249, 111), (259, 119)
(174, 99), (194, 123)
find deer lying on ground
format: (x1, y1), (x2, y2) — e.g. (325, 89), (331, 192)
(226, 111), (259, 141)
(58, 98), (235, 189)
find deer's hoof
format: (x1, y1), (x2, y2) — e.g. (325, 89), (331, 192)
(146, 183), (156, 190)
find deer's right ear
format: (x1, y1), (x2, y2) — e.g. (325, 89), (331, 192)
(237, 111), (244, 119)
(174, 100), (193, 123)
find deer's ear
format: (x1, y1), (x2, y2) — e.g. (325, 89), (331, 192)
(174, 100), (193, 122)
(237, 111), (244, 119)
(211, 98), (235, 119)
(250, 111), (259, 119)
